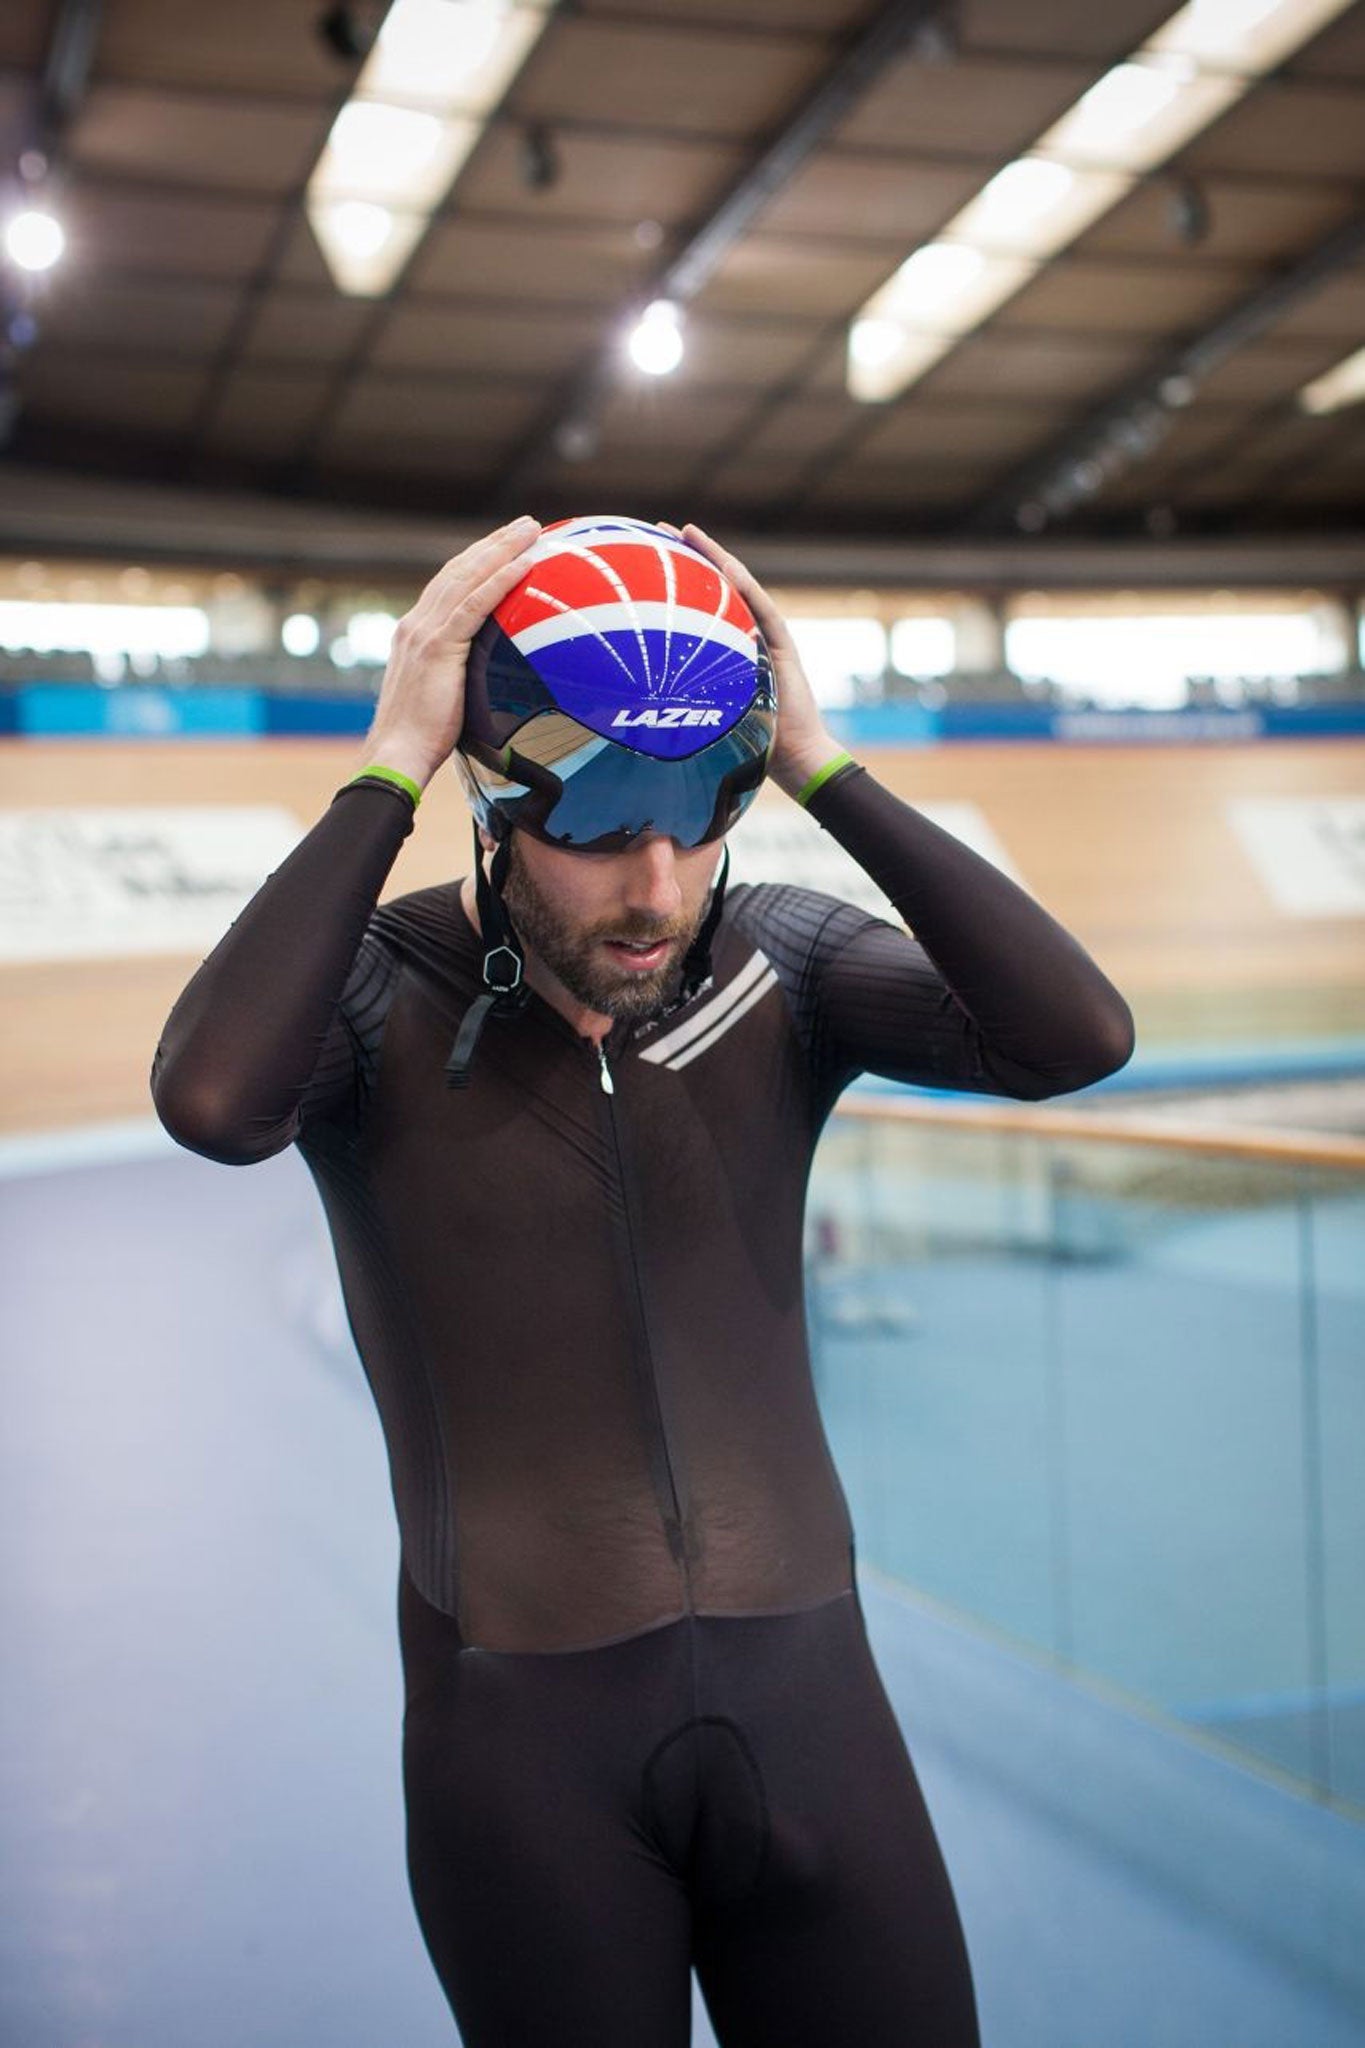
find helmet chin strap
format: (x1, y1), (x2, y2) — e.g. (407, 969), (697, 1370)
(446, 826), (730, 1086)
(678, 843), (729, 1003)
(444, 820), (528, 1088)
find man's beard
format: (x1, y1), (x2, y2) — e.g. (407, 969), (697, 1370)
(499, 836), (705, 1023)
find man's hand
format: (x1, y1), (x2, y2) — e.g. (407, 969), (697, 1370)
(672, 522), (845, 801)
(358, 515), (542, 794)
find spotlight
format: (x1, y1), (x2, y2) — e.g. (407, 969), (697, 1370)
(627, 301), (684, 377)
(555, 419), (598, 462)
(5, 208), (65, 273)
(1168, 178), (1210, 248)
(519, 125), (560, 192)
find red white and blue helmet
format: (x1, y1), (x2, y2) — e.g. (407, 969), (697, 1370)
(457, 514), (776, 851)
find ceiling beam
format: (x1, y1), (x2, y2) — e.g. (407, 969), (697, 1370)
(489, 0), (945, 505)
(35, 0), (104, 152)
(969, 206), (1365, 534)
(4, 457), (1363, 587)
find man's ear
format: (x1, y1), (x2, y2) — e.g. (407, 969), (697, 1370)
(477, 825), (498, 855)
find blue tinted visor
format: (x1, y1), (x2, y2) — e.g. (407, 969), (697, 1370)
(463, 706), (774, 851)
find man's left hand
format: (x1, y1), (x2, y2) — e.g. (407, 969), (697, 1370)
(668, 522), (846, 802)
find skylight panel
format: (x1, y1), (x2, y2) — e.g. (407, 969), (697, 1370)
(1298, 345), (1365, 415)
(307, 0), (559, 298)
(846, 0), (1357, 404)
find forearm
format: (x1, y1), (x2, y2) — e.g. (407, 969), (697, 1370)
(150, 778), (416, 1161)
(805, 762), (1135, 1092)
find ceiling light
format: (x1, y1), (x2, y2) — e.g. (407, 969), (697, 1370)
(1059, 56), (1192, 146)
(1039, 55), (1240, 173)
(1299, 345), (1365, 415)
(977, 157), (1075, 225)
(849, 318), (908, 371)
(5, 208), (65, 273)
(321, 197), (395, 259)
(1149, 0), (1353, 71)
(314, 101), (477, 210)
(628, 301), (684, 376)
(845, 0), (1356, 405)
(306, 0), (560, 297)
(306, 198), (428, 295)
(846, 327), (953, 403)
(363, 0), (551, 111)
(282, 613), (322, 657)
(887, 240), (985, 307)
(951, 159), (1133, 256)
(877, 244), (1036, 333)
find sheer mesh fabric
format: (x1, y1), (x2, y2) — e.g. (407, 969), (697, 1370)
(152, 768), (1133, 1651)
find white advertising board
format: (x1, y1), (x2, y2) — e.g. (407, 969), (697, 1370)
(729, 795), (1026, 925)
(0, 806), (304, 964)
(1227, 796), (1365, 917)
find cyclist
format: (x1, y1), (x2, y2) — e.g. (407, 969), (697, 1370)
(152, 513), (1134, 2047)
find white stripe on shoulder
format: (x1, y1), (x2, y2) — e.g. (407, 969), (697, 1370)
(638, 948), (772, 1065)
(666, 967), (778, 1070)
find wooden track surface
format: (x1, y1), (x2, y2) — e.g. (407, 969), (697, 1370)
(2, 737), (1363, 1136)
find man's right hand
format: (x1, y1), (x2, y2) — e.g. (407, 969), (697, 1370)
(358, 515), (542, 794)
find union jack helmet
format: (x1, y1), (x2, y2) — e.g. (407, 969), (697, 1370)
(457, 514), (776, 850)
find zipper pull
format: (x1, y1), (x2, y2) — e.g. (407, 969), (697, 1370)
(596, 1041), (615, 1095)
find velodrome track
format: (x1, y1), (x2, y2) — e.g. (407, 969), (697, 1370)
(4, 733), (1365, 1134)
(3, 733), (1363, 2046)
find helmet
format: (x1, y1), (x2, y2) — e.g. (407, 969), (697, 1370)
(456, 514), (776, 852)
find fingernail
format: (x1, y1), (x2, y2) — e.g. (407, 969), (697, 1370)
(510, 513), (538, 533)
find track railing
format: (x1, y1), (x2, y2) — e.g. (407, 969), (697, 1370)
(810, 1092), (1365, 1813)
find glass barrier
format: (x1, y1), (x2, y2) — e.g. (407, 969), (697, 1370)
(807, 1105), (1365, 1814)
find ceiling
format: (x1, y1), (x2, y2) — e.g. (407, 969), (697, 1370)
(2, 0), (1364, 549)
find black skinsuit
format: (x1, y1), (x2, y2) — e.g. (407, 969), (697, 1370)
(152, 761), (1134, 2046)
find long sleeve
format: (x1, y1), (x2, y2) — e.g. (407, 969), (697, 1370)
(739, 762), (1135, 1109)
(150, 778), (417, 1165)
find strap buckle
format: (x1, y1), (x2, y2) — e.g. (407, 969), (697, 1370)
(483, 944), (523, 996)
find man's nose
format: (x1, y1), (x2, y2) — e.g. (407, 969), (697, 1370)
(621, 835), (683, 920)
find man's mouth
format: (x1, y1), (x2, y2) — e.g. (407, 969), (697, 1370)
(601, 936), (674, 973)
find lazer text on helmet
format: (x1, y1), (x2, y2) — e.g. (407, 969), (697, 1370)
(611, 708), (725, 729)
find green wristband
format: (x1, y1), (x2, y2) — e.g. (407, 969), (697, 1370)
(350, 763), (423, 809)
(794, 751), (855, 808)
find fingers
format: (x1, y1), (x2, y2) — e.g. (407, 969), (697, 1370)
(410, 516), (541, 629)
(682, 521), (791, 651)
(448, 530), (545, 637)
(683, 520), (755, 600)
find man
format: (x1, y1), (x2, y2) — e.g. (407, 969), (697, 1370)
(152, 514), (1134, 2048)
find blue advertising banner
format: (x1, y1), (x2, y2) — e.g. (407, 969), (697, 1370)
(3, 685), (1363, 744)
(830, 702), (1365, 746)
(19, 686), (263, 737)
(263, 695), (372, 735)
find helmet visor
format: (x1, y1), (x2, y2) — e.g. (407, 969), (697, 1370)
(463, 705), (774, 851)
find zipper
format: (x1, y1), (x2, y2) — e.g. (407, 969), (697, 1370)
(590, 1038), (691, 1577)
